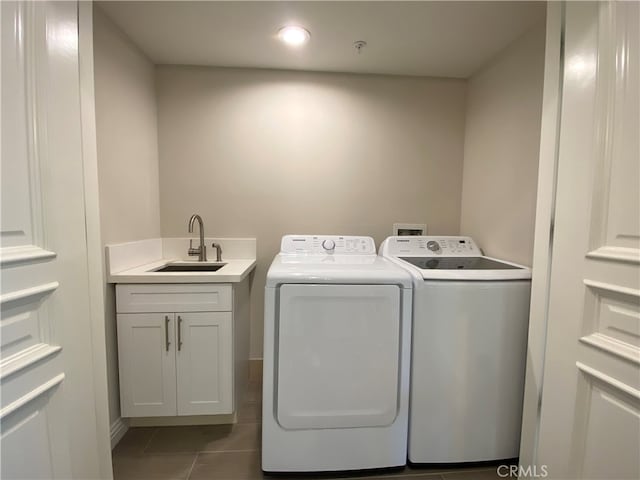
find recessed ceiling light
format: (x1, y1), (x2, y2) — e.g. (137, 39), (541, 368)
(277, 25), (310, 47)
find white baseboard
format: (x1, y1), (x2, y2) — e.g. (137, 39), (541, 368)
(129, 414), (235, 427)
(110, 417), (129, 449)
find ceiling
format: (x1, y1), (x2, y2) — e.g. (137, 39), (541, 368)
(98, 1), (546, 78)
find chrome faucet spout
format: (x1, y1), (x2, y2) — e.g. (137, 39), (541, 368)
(187, 214), (207, 261)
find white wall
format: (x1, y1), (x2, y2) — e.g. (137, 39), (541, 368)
(93, 6), (161, 427)
(460, 22), (546, 266)
(156, 67), (467, 357)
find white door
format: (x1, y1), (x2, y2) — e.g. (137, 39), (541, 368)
(176, 312), (233, 416)
(1, 1), (111, 479)
(536, 2), (640, 478)
(277, 284), (401, 429)
(117, 313), (177, 417)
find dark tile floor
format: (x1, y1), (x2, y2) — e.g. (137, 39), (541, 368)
(112, 381), (502, 480)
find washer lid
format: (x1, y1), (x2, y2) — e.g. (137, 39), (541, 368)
(379, 236), (531, 281)
(400, 256), (521, 270)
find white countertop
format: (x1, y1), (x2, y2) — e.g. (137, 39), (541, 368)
(109, 258), (256, 284)
(106, 238), (257, 284)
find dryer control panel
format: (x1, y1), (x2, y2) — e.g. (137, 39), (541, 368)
(383, 236), (482, 257)
(280, 235), (376, 255)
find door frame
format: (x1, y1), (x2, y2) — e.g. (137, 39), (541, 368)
(518, 1), (564, 469)
(78, 1), (112, 476)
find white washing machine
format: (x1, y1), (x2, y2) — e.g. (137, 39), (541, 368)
(380, 236), (531, 464)
(262, 235), (413, 473)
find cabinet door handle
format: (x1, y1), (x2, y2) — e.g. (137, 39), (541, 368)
(165, 315), (171, 352)
(178, 315), (183, 351)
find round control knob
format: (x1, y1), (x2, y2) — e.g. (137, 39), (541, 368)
(427, 240), (440, 252)
(322, 239), (336, 251)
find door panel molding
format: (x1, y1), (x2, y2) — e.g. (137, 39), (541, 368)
(581, 279), (640, 364)
(576, 362), (640, 400)
(0, 282), (59, 305)
(1, 344), (62, 380)
(587, 247), (640, 264)
(570, 367), (640, 479)
(0, 246), (56, 266)
(580, 334), (640, 366)
(588, 1), (640, 255)
(0, 373), (64, 419)
(0, 2), (47, 252)
(0, 389), (70, 479)
(1, 280), (59, 362)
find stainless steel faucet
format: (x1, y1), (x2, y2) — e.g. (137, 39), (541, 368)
(188, 214), (207, 261)
(211, 242), (223, 262)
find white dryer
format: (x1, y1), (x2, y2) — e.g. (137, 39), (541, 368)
(262, 235), (413, 473)
(380, 236), (531, 464)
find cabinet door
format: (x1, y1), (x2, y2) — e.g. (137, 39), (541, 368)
(176, 312), (233, 415)
(117, 313), (177, 417)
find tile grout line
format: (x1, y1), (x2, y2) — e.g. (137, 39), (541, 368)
(397, 468), (497, 478)
(198, 447), (260, 455)
(185, 452), (199, 480)
(351, 467), (496, 480)
(140, 422), (261, 456)
(141, 428), (159, 454)
(333, 472), (447, 480)
(141, 447), (260, 457)
(120, 446), (260, 457)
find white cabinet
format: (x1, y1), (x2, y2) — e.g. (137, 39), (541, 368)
(117, 313), (177, 417)
(116, 284), (242, 419)
(176, 312), (232, 415)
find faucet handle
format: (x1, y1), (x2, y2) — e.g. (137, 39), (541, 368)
(188, 239), (200, 256)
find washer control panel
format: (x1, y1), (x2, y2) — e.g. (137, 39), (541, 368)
(384, 236), (482, 257)
(281, 235), (376, 255)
